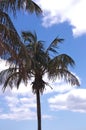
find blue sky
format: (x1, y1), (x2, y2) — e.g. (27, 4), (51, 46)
(0, 0), (86, 130)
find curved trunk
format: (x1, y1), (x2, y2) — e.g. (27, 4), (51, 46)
(36, 90), (41, 130)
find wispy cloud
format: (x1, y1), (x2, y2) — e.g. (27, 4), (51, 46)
(48, 88), (86, 113)
(35, 0), (86, 37)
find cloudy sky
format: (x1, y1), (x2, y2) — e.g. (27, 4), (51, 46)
(0, 0), (86, 130)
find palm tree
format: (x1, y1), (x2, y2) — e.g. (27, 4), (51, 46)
(0, 31), (80, 130)
(0, 0), (42, 58)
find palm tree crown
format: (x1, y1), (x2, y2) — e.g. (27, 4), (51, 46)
(0, 31), (80, 91)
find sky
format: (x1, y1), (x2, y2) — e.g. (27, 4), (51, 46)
(0, 0), (86, 130)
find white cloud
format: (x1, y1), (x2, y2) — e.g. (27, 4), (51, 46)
(48, 88), (86, 113)
(0, 88), (54, 120)
(35, 0), (86, 37)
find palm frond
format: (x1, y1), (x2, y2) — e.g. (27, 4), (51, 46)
(0, 68), (16, 90)
(0, 22), (30, 62)
(48, 69), (80, 86)
(0, 66), (30, 91)
(22, 31), (37, 43)
(25, 0), (42, 15)
(0, 10), (18, 32)
(0, 23), (21, 59)
(48, 54), (75, 70)
(0, 0), (42, 15)
(46, 37), (64, 54)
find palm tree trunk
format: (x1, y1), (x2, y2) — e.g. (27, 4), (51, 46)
(36, 90), (41, 130)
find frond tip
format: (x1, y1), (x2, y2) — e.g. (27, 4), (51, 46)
(64, 71), (80, 86)
(46, 37), (64, 54)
